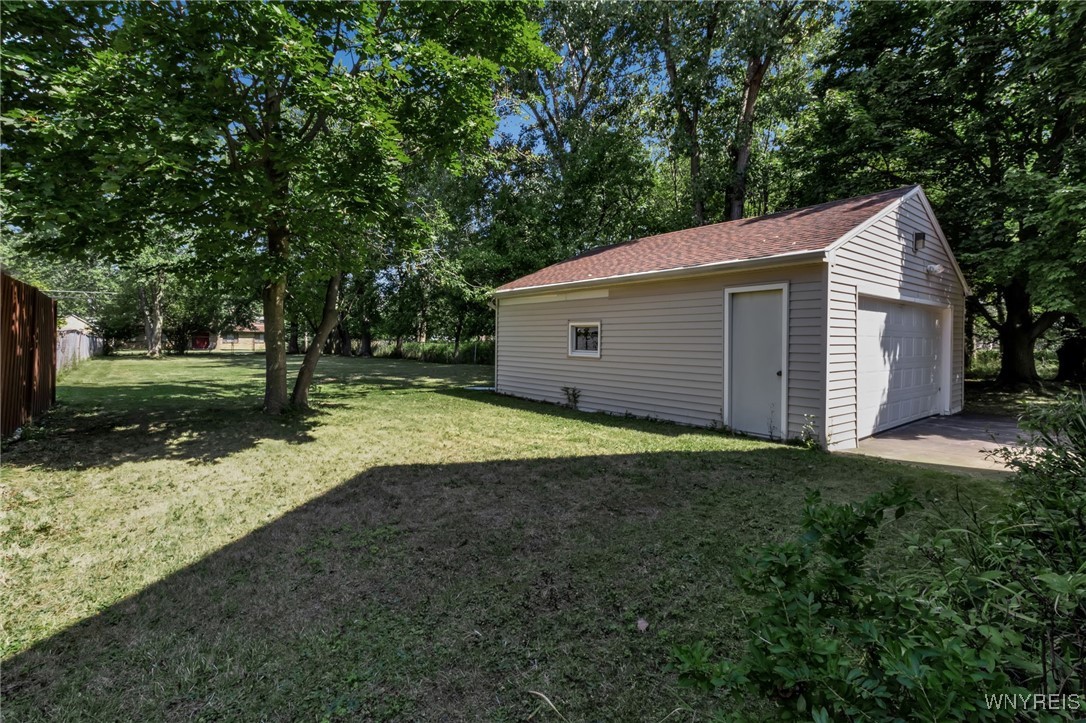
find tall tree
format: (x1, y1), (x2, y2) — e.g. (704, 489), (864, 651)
(641, 1), (725, 226)
(507, 2), (663, 252)
(636, 1), (831, 225)
(786, 1), (1086, 384)
(6, 2), (549, 411)
(722, 1), (832, 220)
(512, 2), (641, 173)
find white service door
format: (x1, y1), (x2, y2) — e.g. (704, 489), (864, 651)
(857, 297), (942, 437)
(729, 289), (784, 438)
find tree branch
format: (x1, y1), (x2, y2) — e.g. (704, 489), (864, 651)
(225, 69), (263, 141)
(1030, 310), (1063, 341)
(969, 297), (1003, 332)
(222, 125), (242, 169)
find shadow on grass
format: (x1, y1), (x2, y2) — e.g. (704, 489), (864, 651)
(2, 448), (946, 721)
(68, 379), (260, 405)
(5, 385), (319, 469)
(963, 379), (1082, 417)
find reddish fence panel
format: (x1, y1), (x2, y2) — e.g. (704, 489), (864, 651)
(2, 272), (57, 437)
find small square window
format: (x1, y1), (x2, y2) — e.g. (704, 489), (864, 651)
(254, 333), (264, 342)
(913, 231), (926, 252)
(569, 322), (600, 358)
(223, 332), (238, 343)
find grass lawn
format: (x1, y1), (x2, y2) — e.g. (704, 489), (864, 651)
(2, 355), (1006, 721)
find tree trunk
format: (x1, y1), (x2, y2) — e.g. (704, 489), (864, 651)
(991, 279), (1061, 386)
(358, 319), (373, 357)
(291, 273), (343, 409)
(1055, 337), (1086, 382)
(1055, 316), (1086, 382)
(288, 316), (300, 354)
(417, 291), (428, 343)
(260, 91), (291, 413)
(659, 6), (714, 226)
(964, 304), (975, 372)
(453, 312), (465, 357)
(689, 132), (704, 225)
(726, 57), (769, 221)
(336, 313), (351, 356)
(262, 222), (290, 414)
(997, 323), (1040, 385)
(137, 272), (165, 357)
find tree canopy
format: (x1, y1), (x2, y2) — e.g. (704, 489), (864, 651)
(5, 0), (551, 409)
(3, 0), (1083, 390)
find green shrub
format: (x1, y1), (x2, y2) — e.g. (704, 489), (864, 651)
(672, 392), (1086, 720)
(370, 340), (494, 365)
(968, 348), (1002, 379)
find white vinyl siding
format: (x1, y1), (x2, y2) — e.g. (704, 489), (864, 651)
(496, 265), (826, 437)
(787, 280), (828, 439)
(825, 278), (859, 447)
(825, 192), (966, 449)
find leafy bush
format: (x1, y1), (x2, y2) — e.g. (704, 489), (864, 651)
(967, 348), (1003, 379)
(673, 392), (1086, 720)
(371, 339), (494, 365)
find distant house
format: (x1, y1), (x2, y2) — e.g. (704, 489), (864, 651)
(60, 314), (95, 334)
(493, 186), (968, 450)
(207, 320), (265, 353)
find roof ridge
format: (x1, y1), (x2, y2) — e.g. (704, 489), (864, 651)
(757, 185), (917, 219)
(496, 186), (919, 293)
(632, 185), (916, 244)
(560, 186), (918, 262)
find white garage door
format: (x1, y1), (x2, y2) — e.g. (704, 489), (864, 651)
(857, 297), (942, 437)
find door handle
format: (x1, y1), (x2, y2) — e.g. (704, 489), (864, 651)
(776, 370), (782, 377)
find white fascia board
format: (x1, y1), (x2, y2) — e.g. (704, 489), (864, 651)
(493, 248), (826, 298)
(500, 288), (609, 306)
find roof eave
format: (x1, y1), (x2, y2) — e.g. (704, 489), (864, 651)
(493, 248), (828, 297)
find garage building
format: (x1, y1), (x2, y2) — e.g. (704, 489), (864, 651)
(493, 186), (968, 450)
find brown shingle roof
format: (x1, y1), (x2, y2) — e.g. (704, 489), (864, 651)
(496, 186), (916, 293)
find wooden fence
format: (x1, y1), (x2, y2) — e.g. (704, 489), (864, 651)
(2, 272), (57, 437)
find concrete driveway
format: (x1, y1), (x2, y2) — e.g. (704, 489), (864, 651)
(845, 414), (1021, 476)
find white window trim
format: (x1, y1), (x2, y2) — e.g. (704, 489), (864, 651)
(568, 321), (601, 358)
